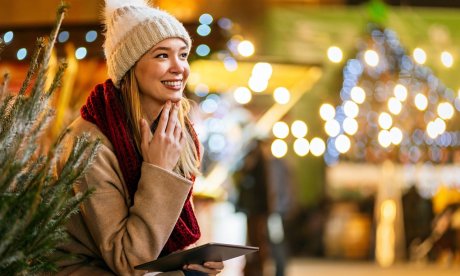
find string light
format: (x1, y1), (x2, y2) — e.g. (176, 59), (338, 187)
(335, 134), (351, 153)
(413, 48), (426, 64)
(389, 127), (403, 145)
(85, 30), (97, 43)
(75, 47), (87, 60)
(233, 87), (252, 104)
(252, 62), (273, 79)
(441, 51), (454, 68)
(310, 138), (326, 156)
(58, 31), (69, 43)
(237, 40), (254, 57)
(320, 103), (336, 121)
(327, 46), (343, 63)
(343, 117), (358, 135)
(343, 101), (359, 118)
(293, 138), (309, 156)
(197, 25), (211, 36)
(378, 130), (391, 148)
(272, 122), (289, 139)
(273, 87), (290, 104)
(271, 139), (288, 158)
(291, 120), (308, 138)
(414, 93), (428, 111)
(3, 31), (13, 44)
(16, 48), (27, 60)
(196, 44), (211, 56)
(437, 102), (454, 120)
(199, 13), (213, 25)
(325, 119), (341, 137)
(393, 84), (408, 101)
(388, 97), (402, 115)
(350, 86), (366, 104)
(378, 112), (393, 130)
(364, 50), (379, 67)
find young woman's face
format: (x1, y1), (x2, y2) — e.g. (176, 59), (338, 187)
(134, 38), (190, 109)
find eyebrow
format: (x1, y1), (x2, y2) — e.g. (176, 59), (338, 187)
(151, 46), (188, 53)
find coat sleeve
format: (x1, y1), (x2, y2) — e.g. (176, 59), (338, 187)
(73, 142), (191, 275)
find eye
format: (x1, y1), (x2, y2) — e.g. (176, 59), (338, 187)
(180, 52), (189, 59)
(155, 53), (168, 58)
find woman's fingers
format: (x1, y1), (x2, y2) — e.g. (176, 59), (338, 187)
(156, 101), (171, 134)
(140, 118), (150, 156)
(165, 102), (179, 136)
(203, 262), (224, 270)
(174, 120), (183, 143)
(183, 264), (222, 275)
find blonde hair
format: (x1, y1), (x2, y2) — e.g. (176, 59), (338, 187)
(119, 70), (201, 178)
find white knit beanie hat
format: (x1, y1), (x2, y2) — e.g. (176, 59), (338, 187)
(103, 0), (192, 88)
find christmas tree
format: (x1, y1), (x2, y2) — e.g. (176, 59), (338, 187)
(323, 23), (460, 166)
(0, 3), (99, 275)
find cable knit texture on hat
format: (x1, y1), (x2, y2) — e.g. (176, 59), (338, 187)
(104, 0), (192, 87)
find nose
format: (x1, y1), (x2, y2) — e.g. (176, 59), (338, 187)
(169, 57), (185, 74)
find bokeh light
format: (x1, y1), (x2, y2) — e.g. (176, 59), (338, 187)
(293, 138), (309, 156)
(271, 139), (288, 158)
(291, 120), (308, 138)
(327, 46), (343, 63)
(272, 121), (289, 139)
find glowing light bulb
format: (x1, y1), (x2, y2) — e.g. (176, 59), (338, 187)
(273, 87), (290, 104)
(310, 137), (326, 157)
(272, 121), (289, 139)
(378, 112), (393, 130)
(343, 101), (359, 118)
(327, 46), (343, 63)
(325, 119), (340, 137)
(343, 117), (358, 135)
(351, 86), (366, 104)
(233, 87), (252, 104)
(390, 127), (403, 145)
(237, 40), (255, 57)
(248, 76), (268, 93)
(335, 134), (351, 153)
(437, 102), (454, 120)
(271, 139), (288, 158)
(414, 93), (428, 111)
(394, 84), (408, 101)
(441, 51), (453, 68)
(320, 103), (336, 121)
(378, 130), (391, 148)
(388, 97), (402, 115)
(291, 120), (308, 138)
(413, 48), (426, 64)
(364, 50), (379, 67)
(293, 138), (309, 156)
(252, 62), (272, 79)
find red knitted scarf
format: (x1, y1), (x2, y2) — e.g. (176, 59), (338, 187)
(80, 79), (201, 255)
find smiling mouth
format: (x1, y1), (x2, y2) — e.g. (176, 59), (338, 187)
(161, 80), (182, 88)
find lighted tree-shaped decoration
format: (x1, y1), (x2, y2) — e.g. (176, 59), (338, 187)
(322, 24), (460, 166)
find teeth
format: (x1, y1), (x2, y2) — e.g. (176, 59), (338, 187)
(162, 81), (181, 86)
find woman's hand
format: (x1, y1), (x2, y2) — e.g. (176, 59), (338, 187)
(183, 261), (224, 275)
(140, 101), (184, 171)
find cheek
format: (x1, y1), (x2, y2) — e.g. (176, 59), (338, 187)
(183, 65), (190, 81)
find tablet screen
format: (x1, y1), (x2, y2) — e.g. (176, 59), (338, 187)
(134, 242), (259, 272)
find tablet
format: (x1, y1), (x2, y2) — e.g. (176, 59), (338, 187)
(134, 242), (259, 271)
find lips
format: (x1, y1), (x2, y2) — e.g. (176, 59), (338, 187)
(161, 80), (182, 88)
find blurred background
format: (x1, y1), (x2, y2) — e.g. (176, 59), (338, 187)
(1, 0), (460, 275)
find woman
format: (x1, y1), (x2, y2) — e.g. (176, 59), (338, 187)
(56, 0), (224, 275)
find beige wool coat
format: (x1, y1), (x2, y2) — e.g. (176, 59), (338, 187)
(55, 117), (193, 276)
